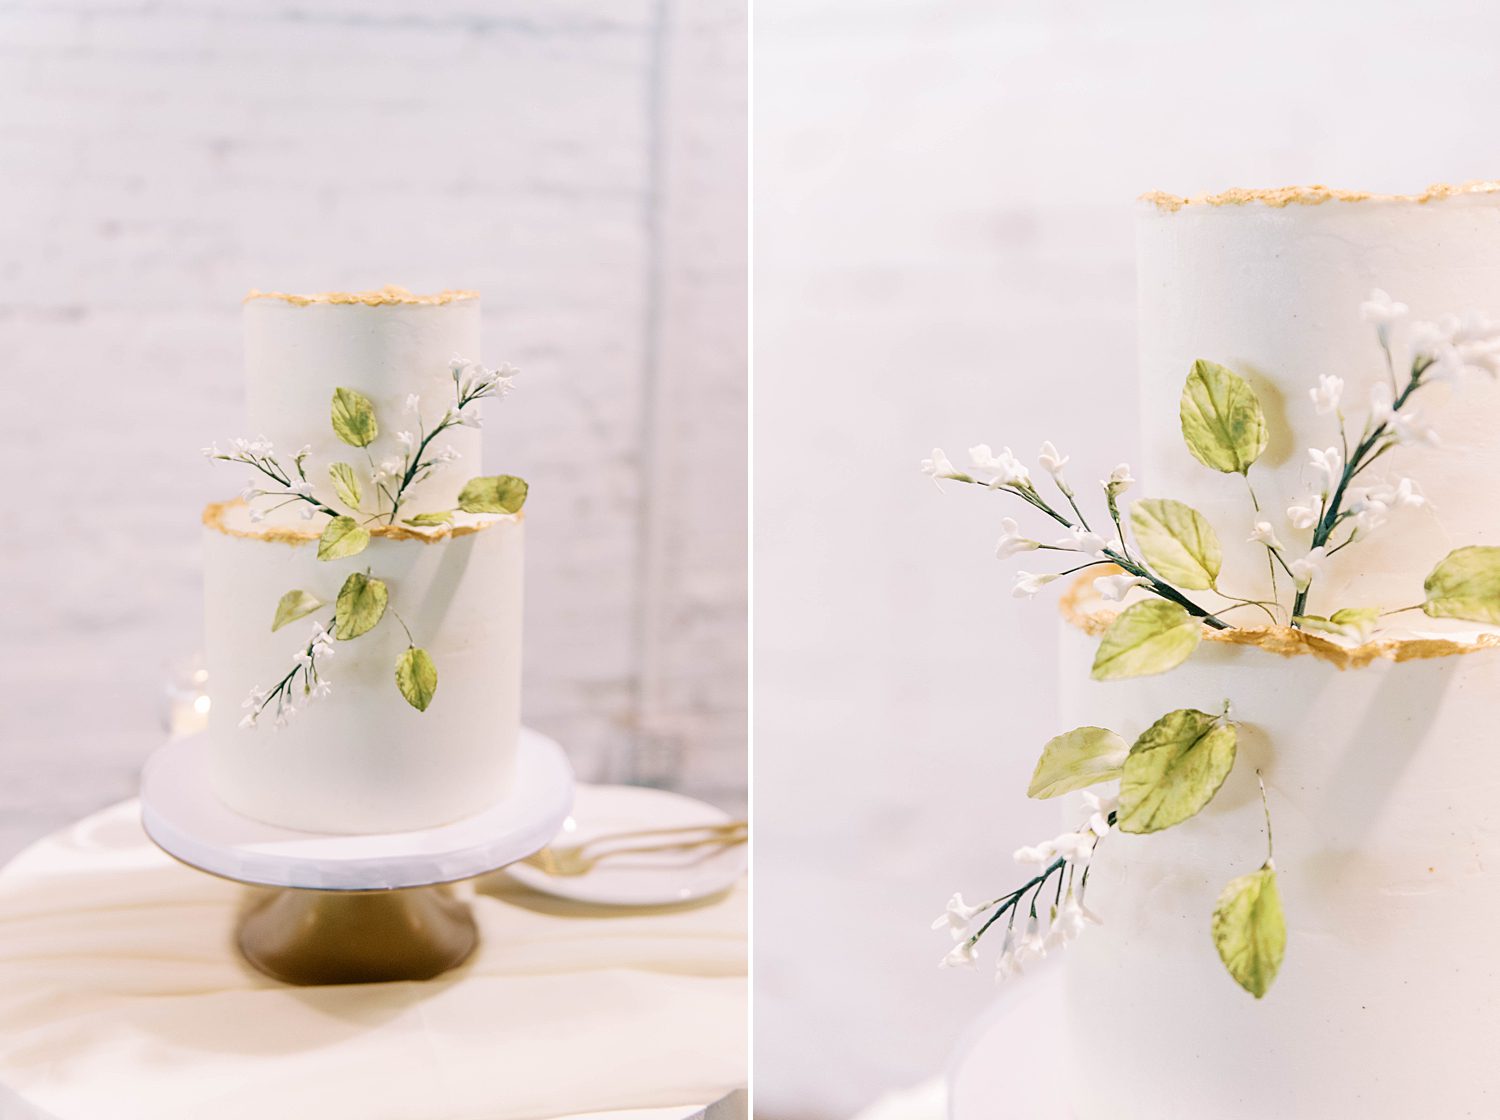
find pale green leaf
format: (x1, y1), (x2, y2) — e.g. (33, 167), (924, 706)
(1090, 600), (1202, 681)
(1423, 546), (1500, 624)
(403, 511), (454, 527)
(328, 462), (363, 510)
(1180, 359), (1268, 475)
(1295, 607), (1380, 641)
(1117, 708), (1237, 834)
(1027, 726), (1129, 799)
(1131, 498), (1222, 591)
(271, 589), (323, 632)
(330, 387), (379, 448)
(395, 646), (438, 711)
(317, 516), (370, 561)
(1212, 864), (1286, 999)
(334, 572), (388, 640)
(457, 474), (528, 514)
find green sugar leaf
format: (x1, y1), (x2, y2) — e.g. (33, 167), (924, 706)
(1117, 708), (1237, 834)
(395, 646), (438, 711)
(457, 474), (529, 514)
(328, 462), (363, 510)
(403, 511), (454, 527)
(331, 387), (379, 448)
(1090, 600), (1202, 681)
(334, 571), (388, 640)
(1212, 865), (1286, 999)
(1423, 546), (1500, 624)
(270, 589), (324, 632)
(317, 516), (370, 561)
(1131, 497), (1222, 591)
(1180, 359), (1268, 475)
(1027, 726), (1129, 799)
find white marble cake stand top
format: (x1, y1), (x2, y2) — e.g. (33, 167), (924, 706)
(140, 726), (574, 890)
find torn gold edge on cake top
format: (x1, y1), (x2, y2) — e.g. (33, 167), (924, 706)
(202, 499), (519, 544)
(1140, 180), (1500, 213)
(243, 286), (478, 307)
(1059, 571), (1500, 669)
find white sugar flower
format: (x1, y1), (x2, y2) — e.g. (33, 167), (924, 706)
(231, 437), (250, 454)
(940, 939), (980, 969)
(294, 445), (312, 460)
(293, 647), (313, 668)
(248, 506), (266, 523)
(238, 712), (257, 730)
(377, 457), (405, 481)
(300, 505), (317, 520)
(1286, 496), (1321, 531)
(1306, 446), (1343, 495)
(1249, 521), (1283, 550)
(1094, 573), (1147, 601)
(1081, 790), (1118, 838)
(1012, 571), (1060, 599)
(1409, 317), (1454, 361)
(458, 405), (483, 429)
(396, 431), (415, 452)
(310, 622), (336, 658)
(1309, 373), (1344, 415)
(1050, 830), (1099, 866)
(1290, 546), (1328, 592)
(310, 678), (333, 700)
(241, 687), (268, 710)
(1370, 383), (1437, 444)
(287, 479), (314, 497)
(434, 445), (461, 463)
(1057, 527), (1108, 557)
(995, 517), (1040, 559)
(931, 892), (986, 938)
(1038, 441), (1069, 475)
(247, 435), (274, 456)
(1360, 289), (1408, 343)
(1103, 463), (1134, 496)
(239, 484), (261, 501)
(970, 444), (1030, 488)
(1370, 476), (1426, 509)
(920, 448), (958, 484)
(404, 393), (421, 414)
(1014, 913), (1048, 967)
(201, 443), (223, 458)
(1013, 840), (1057, 865)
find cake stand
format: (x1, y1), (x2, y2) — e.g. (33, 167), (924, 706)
(946, 962), (1067, 1119)
(140, 727), (574, 985)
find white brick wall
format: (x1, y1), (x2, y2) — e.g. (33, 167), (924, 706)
(0, 0), (747, 858)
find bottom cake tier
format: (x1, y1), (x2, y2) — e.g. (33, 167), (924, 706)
(202, 499), (523, 834)
(1055, 602), (1500, 1117)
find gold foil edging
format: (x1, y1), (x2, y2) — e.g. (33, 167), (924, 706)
(1058, 572), (1500, 670)
(202, 499), (520, 544)
(244, 285), (478, 307)
(1141, 180), (1500, 213)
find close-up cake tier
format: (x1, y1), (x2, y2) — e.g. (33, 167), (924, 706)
(203, 499), (523, 835)
(1056, 577), (1500, 1118)
(1138, 187), (1500, 613)
(243, 287), (484, 526)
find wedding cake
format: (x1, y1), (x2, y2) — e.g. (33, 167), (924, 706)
(201, 287), (526, 835)
(930, 185), (1500, 1117)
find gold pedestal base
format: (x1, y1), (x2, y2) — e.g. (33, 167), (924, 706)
(237, 885), (478, 985)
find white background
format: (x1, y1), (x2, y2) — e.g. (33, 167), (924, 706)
(0, 1), (746, 858)
(752, 2), (1500, 1116)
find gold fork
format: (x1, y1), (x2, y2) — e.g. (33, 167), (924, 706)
(524, 820), (749, 877)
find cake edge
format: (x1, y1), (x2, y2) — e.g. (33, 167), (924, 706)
(1139, 180), (1500, 213)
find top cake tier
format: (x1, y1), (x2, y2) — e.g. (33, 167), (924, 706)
(244, 287), (484, 520)
(1137, 184), (1500, 613)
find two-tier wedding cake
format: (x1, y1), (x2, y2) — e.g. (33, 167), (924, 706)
(201, 287), (526, 835)
(931, 184), (1500, 1117)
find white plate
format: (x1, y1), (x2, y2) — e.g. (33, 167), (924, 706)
(507, 784), (747, 906)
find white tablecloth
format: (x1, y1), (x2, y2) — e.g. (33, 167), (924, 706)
(0, 801), (747, 1120)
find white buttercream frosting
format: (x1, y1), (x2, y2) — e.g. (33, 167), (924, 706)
(203, 500), (523, 833)
(1057, 601), (1500, 1116)
(243, 288), (483, 523)
(1137, 187), (1500, 613)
